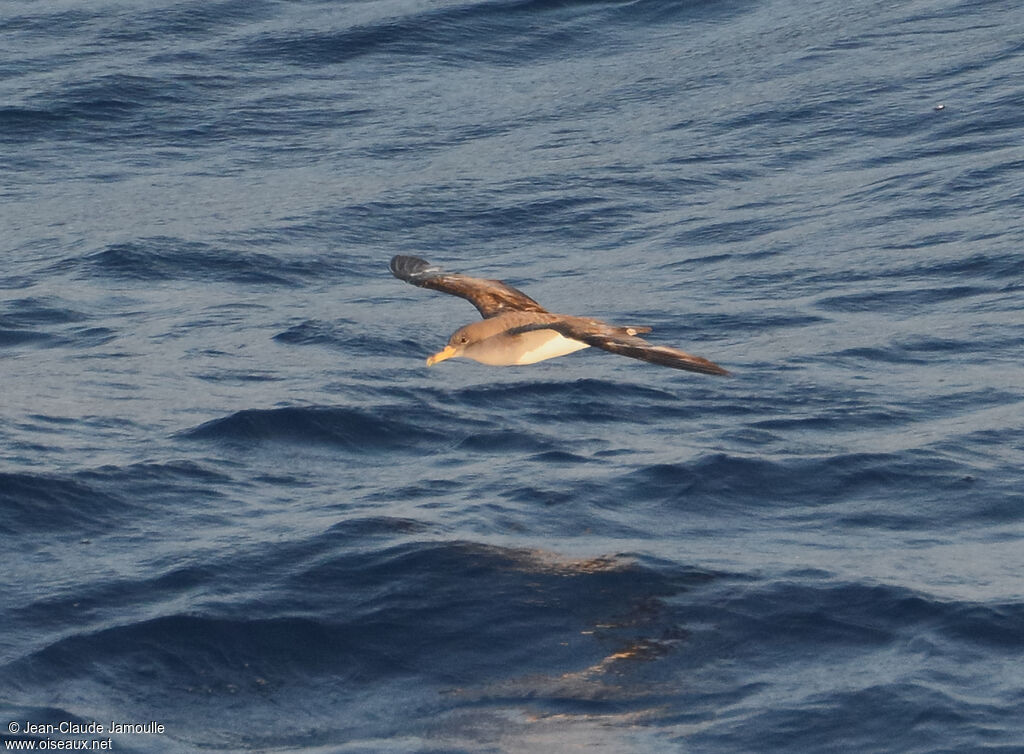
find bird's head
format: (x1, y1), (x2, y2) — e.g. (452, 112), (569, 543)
(426, 327), (472, 366)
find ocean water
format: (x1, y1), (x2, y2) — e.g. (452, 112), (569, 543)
(2, 0), (1023, 751)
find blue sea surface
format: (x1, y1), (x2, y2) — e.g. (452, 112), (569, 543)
(2, 0), (1023, 751)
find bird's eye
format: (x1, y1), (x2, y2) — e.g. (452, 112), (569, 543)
(459, 336), (468, 344)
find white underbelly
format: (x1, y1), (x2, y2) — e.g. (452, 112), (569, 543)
(467, 329), (590, 366)
(513, 331), (590, 364)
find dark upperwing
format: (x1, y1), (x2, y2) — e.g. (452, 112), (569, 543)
(390, 255), (549, 319)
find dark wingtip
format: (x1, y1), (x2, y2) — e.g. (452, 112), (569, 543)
(693, 358), (731, 377)
(390, 255), (432, 280)
(683, 362), (731, 377)
(663, 352), (731, 376)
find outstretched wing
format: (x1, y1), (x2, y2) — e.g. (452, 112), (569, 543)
(390, 255), (548, 319)
(510, 317), (730, 376)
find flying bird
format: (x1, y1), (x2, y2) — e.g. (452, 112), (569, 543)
(389, 255), (729, 376)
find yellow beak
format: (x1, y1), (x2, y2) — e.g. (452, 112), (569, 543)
(426, 344), (457, 366)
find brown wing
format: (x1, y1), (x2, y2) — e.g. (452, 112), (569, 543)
(390, 256), (548, 319)
(509, 317), (730, 376)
